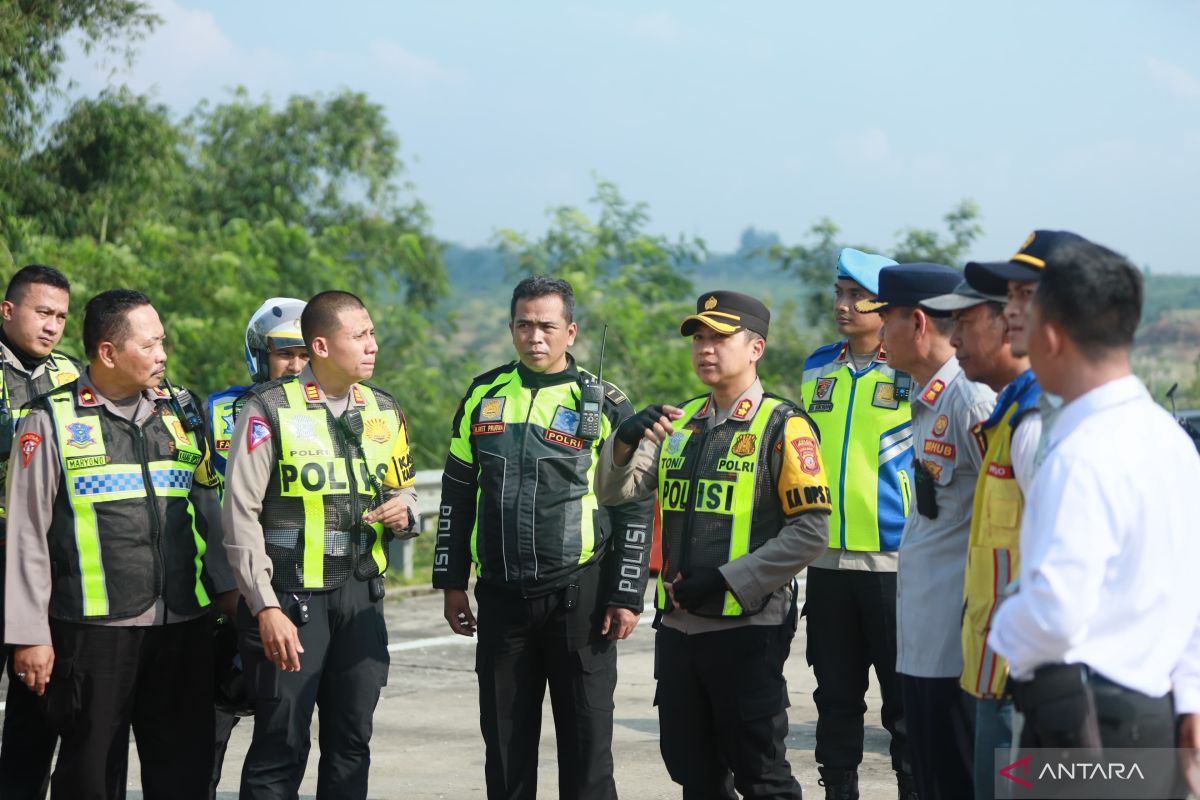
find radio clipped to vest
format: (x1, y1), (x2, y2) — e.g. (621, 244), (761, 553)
(895, 371), (913, 402)
(577, 324), (609, 441)
(338, 408), (393, 602)
(163, 377), (204, 432)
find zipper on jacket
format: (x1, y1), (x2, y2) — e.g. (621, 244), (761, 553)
(677, 422), (709, 578)
(837, 367), (861, 550)
(132, 424), (166, 598)
(512, 387), (538, 583)
(333, 410), (364, 574)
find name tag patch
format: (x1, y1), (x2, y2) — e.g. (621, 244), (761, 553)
(923, 439), (956, 459)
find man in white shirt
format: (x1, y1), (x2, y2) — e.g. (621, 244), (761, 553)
(989, 237), (1200, 789)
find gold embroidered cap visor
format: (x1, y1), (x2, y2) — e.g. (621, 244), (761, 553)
(680, 290), (770, 338)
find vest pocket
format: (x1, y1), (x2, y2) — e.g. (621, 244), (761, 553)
(978, 482), (1021, 550)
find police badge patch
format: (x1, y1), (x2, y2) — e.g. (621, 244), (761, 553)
(363, 417), (391, 444)
(248, 417), (272, 452)
(65, 422), (96, 449)
(790, 436), (821, 476)
(731, 433), (757, 458)
(550, 405), (580, 435)
(666, 431), (686, 455)
(809, 377), (836, 413)
(479, 397), (505, 422)
(872, 382), (899, 410)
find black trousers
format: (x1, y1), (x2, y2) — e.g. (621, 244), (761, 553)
(237, 579), (389, 800)
(45, 616), (215, 800)
(0, 550), (58, 800)
(209, 709), (240, 799)
(899, 674), (974, 800)
(1019, 672), (1186, 799)
(474, 564), (617, 800)
(804, 566), (909, 775)
(655, 619), (802, 800)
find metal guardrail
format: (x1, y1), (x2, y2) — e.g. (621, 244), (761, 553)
(388, 469), (443, 580)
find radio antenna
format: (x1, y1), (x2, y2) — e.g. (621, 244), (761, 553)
(597, 324), (609, 389)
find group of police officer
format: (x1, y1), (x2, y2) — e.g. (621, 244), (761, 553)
(0, 227), (1198, 800)
(0, 277), (416, 800)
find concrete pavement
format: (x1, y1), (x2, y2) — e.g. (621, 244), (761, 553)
(3, 579), (902, 799)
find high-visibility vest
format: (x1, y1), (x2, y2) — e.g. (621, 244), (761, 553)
(45, 384), (212, 620)
(961, 370), (1040, 698)
(206, 384), (248, 477)
(255, 378), (409, 591)
(655, 395), (790, 618)
(801, 342), (912, 552)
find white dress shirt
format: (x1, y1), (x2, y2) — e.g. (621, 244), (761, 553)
(989, 375), (1200, 711)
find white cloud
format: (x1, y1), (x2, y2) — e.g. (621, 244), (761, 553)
(631, 13), (683, 45)
(367, 41), (459, 87)
(1146, 57), (1200, 100)
(60, 0), (289, 109)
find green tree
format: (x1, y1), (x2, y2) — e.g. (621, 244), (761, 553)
(19, 88), (187, 242)
(496, 178), (706, 404)
(1, 0), (159, 228)
(765, 199), (985, 344)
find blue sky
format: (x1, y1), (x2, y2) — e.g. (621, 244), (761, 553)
(66, 0), (1200, 272)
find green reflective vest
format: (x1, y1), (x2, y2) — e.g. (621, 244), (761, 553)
(655, 395), (790, 618)
(45, 385), (212, 621)
(0, 351), (80, 525)
(801, 344), (913, 552)
(256, 378), (405, 591)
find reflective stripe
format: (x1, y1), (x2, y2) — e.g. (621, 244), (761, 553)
(73, 502), (108, 618)
(71, 468), (193, 497)
(187, 502), (210, 607)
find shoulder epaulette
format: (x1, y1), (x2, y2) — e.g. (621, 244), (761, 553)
(804, 341), (845, 370)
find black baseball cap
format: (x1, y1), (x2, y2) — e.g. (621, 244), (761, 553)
(964, 230), (1089, 296)
(854, 263), (963, 316)
(680, 290), (770, 338)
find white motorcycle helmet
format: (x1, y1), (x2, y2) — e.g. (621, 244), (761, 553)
(244, 297), (306, 383)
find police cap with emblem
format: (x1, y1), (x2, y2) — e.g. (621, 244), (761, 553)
(680, 291), (770, 338)
(964, 230), (1089, 296)
(920, 279), (1007, 313)
(853, 263), (963, 316)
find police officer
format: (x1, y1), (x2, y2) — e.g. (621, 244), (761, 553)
(206, 297), (308, 798)
(0, 265), (81, 799)
(597, 290), (831, 800)
(433, 276), (652, 800)
(989, 238), (1200, 798)
(223, 290), (417, 800)
(855, 265), (996, 800)
(4, 288), (233, 800)
(801, 249), (917, 800)
(922, 272), (1040, 800)
(207, 298), (309, 476)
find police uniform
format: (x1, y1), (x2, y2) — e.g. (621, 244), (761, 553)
(433, 355), (652, 800)
(3, 370), (231, 800)
(0, 337), (80, 798)
(800, 249), (915, 799)
(596, 293), (831, 800)
(222, 364), (417, 799)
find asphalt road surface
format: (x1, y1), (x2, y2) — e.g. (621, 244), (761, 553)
(2, 579), (902, 799)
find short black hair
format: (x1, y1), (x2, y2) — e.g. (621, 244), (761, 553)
(301, 290), (367, 347)
(1034, 240), (1142, 359)
(83, 289), (152, 359)
(6, 264), (70, 303)
(510, 276), (575, 323)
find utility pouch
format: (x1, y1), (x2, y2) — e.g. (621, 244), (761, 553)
(1013, 663), (1103, 749)
(914, 460), (938, 519)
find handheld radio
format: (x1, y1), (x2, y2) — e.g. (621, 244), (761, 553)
(577, 324), (608, 441)
(163, 377), (204, 432)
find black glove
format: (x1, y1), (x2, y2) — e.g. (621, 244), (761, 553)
(615, 404), (667, 446)
(672, 567), (728, 610)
